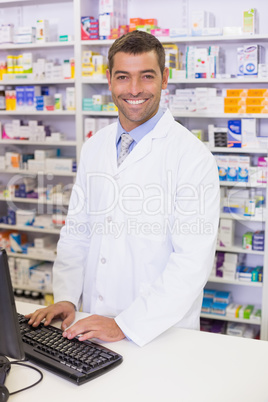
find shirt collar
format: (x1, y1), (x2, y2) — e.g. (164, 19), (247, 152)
(116, 108), (165, 146)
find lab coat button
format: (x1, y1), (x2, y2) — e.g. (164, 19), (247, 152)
(101, 258), (106, 264)
(114, 175), (120, 180)
(107, 216), (112, 223)
(98, 295), (103, 301)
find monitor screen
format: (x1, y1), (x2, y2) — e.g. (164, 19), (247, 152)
(0, 248), (25, 360)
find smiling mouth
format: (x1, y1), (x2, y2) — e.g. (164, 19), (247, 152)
(125, 99), (147, 105)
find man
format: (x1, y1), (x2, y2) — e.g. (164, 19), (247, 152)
(27, 31), (220, 347)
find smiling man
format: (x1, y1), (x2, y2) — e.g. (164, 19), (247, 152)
(27, 31), (220, 347)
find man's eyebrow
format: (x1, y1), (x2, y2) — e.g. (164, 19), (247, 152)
(113, 69), (157, 76)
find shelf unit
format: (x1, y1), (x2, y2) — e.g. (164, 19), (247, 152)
(0, 0), (268, 338)
(200, 313), (260, 326)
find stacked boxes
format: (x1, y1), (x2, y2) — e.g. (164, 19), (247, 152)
(236, 44), (264, 78)
(81, 16), (99, 40)
(224, 88), (268, 114)
(84, 117), (116, 139)
(81, 51), (107, 78)
(214, 154), (250, 182)
(129, 18), (158, 33)
(202, 290), (231, 316)
(242, 231), (265, 251)
(82, 94), (117, 112)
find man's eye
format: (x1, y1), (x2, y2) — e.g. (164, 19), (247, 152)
(117, 76), (127, 80)
(144, 75), (154, 79)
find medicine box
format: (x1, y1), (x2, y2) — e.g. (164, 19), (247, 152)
(227, 156), (238, 181)
(211, 302), (228, 316)
(213, 291), (231, 304)
(238, 156), (250, 182)
(241, 118), (258, 148)
(215, 154), (228, 181)
(204, 289), (217, 299)
(257, 157), (267, 183)
(201, 298), (213, 313)
(242, 232), (253, 250)
(219, 219), (234, 247)
(237, 47), (244, 76)
(227, 120), (242, 148)
(36, 20), (49, 42)
(45, 158), (75, 173)
(243, 8), (257, 34)
(34, 149), (57, 161)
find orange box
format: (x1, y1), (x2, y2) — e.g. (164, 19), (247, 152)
(246, 97), (268, 106)
(246, 105), (268, 114)
(144, 18), (158, 25)
(226, 89), (248, 97)
(224, 97), (246, 106)
(224, 105), (246, 113)
(247, 89), (268, 97)
(11, 154), (20, 168)
(129, 18), (144, 31)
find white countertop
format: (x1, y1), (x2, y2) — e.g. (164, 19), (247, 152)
(5, 301), (268, 402)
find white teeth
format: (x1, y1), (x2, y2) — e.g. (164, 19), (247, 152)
(126, 99), (146, 105)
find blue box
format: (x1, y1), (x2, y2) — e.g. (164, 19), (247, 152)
(228, 120), (242, 148)
(16, 86), (25, 108)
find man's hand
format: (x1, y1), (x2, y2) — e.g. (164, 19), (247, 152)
(25, 301), (76, 331)
(62, 315), (125, 343)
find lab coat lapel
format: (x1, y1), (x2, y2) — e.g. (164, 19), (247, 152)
(117, 109), (175, 172)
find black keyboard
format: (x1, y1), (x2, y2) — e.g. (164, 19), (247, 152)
(17, 313), (123, 385)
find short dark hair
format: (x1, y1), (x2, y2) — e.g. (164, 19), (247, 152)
(108, 30), (166, 75)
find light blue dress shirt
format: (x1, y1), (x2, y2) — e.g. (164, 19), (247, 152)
(116, 108), (165, 158)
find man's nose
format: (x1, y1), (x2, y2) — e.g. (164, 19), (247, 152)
(128, 78), (143, 96)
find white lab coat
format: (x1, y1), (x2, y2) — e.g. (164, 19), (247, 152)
(53, 109), (220, 346)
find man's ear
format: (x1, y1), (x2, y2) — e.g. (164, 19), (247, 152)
(106, 68), (111, 90)
(161, 67), (169, 89)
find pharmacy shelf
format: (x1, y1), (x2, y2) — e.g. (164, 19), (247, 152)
(7, 251), (56, 262)
(82, 110), (118, 116)
(0, 0), (72, 6)
(0, 169), (76, 177)
(220, 213), (265, 222)
(0, 110), (76, 115)
(0, 195), (69, 205)
(82, 78), (107, 84)
(208, 147), (268, 154)
(0, 223), (61, 234)
(82, 77), (268, 85)
(219, 182), (266, 188)
(13, 284), (53, 294)
(80, 34), (268, 46)
(216, 244), (264, 255)
(0, 79), (75, 85)
(169, 78), (268, 84)
(0, 41), (74, 50)
(172, 112), (268, 119)
(0, 139), (76, 146)
(7, 252), (56, 262)
(200, 313), (261, 325)
(208, 275), (263, 287)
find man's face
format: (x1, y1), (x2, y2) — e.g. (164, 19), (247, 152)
(106, 51), (169, 132)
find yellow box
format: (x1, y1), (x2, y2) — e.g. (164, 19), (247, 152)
(226, 89), (248, 97)
(246, 105), (268, 114)
(246, 97), (268, 106)
(248, 89), (268, 97)
(224, 97), (246, 106)
(224, 105), (246, 113)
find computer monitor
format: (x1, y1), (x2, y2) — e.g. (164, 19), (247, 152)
(0, 248), (25, 360)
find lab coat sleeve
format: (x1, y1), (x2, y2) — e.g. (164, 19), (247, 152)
(115, 147), (220, 346)
(53, 144), (91, 310)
